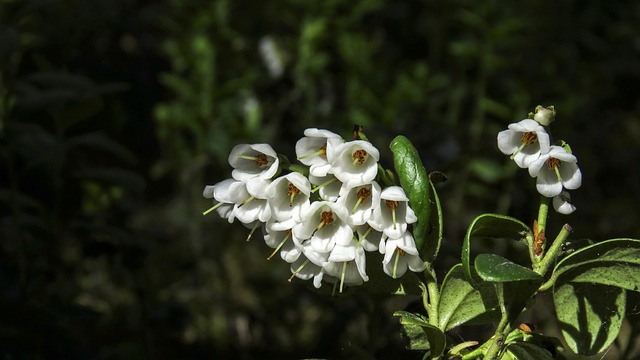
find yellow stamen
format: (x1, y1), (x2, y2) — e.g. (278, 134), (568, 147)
(510, 132), (538, 160)
(268, 230), (291, 260)
(238, 196), (255, 207)
(547, 158), (563, 182)
(351, 187), (372, 214)
(356, 226), (373, 248)
(237, 153), (269, 166)
(312, 210), (335, 236)
(392, 248), (405, 279)
(340, 261), (348, 293)
(311, 177), (338, 193)
(287, 183), (300, 206)
(297, 144), (327, 160)
(386, 200), (399, 230)
(246, 222), (260, 241)
(520, 131), (537, 145)
(352, 149), (368, 166)
(288, 259), (310, 282)
(202, 202), (224, 215)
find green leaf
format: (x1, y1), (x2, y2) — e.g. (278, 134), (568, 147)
(505, 341), (554, 360)
(475, 254), (541, 283)
(394, 311), (446, 358)
(553, 282), (626, 356)
(550, 238), (640, 292)
(437, 264), (499, 331)
(462, 214), (532, 284)
(390, 135), (440, 262)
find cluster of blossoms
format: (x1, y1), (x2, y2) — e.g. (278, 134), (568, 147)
(203, 129), (426, 292)
(497, 106), (582, 214)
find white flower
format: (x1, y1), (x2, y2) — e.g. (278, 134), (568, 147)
(234, 177), (272, 224)
(293, 201), (352, 253)
(295, 128), (344, 177)
(528, 145), (582, 198)
(289, 240), (330, 288)
(265, 172), (311, 225)
(381, 232), (426, 279)
(202, 179), (250, 223)
(553, 190), (576, 215)
(368, 186), (417, 239)
(337, 181), (381, 226)
(323, 238), (369, 290)
(330, 140), (380, 188)
(355, 224), (383, 252)
(497, 119), (551, 168)
(228, 143), (279, 181)
(263, 221), (302, 263)
(308, 174), (342, 202)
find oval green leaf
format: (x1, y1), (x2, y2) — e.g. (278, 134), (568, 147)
(550, 238), (640, 291)
(553, 282), (626, 356)
(394, 310), (446, 357)
(390, 135), (441, 262)
(506, 342), (554, 360)
(475, 254), (541, 283)
(437, 264), (499, 331)
(462, 214), (532, 284)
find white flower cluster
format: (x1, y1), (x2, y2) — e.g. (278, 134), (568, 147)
(203, 128), (426, 292)
(497, 107), (582, 214)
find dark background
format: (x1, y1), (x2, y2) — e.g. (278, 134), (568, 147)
(1, 0), (639, 358)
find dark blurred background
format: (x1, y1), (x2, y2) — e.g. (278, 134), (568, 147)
(1, 0), (639, 358)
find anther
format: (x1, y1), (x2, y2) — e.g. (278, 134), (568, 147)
(352, 149), (368, 166)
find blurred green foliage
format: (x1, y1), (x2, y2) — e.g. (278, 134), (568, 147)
(1, 0), (639, 358)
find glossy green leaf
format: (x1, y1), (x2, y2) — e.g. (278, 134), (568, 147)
(423, 177), (443, 262)
(390, 135), (440, 261)
(505, 341), (554, 360)
(394, 311), (446, 357)
(475, 254), (541, 283)
(553, 282), (626, 355)
(550, 238), (640, 291)
(437, 264), (499, 331)
(462, 213), (532, 284)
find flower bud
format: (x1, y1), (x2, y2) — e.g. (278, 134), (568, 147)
(533, 105), (556, 126)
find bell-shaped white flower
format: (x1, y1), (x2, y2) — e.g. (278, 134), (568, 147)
(368, 186), (417, 239)
(293, 201), (352, 253)
(202, 179), (250, 223)
(289, 247), (327, 289)
(553, 190), (576, 215)
(381, 232), (426, 279)
(263, 221), (302, 263)
(234, 177), (272, 224)
(265, 172), (311, 226)
(228, 143), (279, 181)
(330, 140), (380, 188)
(337, 181), (382, 226)
(355, 224), (383, 252)
(309, 174), (342, 202)
(497, 119), (551, 168)
(295, 128), (344, 177)
(528, 145), (582, 198)
(288, 239), (330, 288)
(323, 238), (368, 291)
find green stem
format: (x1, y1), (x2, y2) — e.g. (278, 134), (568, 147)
(534, 224), (573, 276)
(423, 264), (440, 327)
(483, 297), (511, 359)
(537, 195), (549, 236)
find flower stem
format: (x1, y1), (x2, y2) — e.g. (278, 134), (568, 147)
(537, 195), (549, 236)
(534, 224), (573, 276)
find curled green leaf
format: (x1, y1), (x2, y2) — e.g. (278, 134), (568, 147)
(390, 135), (441, 262)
